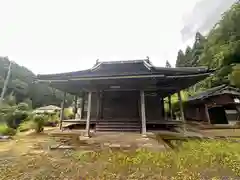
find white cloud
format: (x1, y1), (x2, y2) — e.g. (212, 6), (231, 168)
(0, 0), (199, 74)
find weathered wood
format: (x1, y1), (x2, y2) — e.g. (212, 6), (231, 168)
(96, 91), (100, 121)
(161, 98), (166, 120)
(177, 91), (185, 123)
(168, 95), (173, 120)
(59, 92), (66, 130)
(85, 92), (92, 137)
(140, 90), (147, 135)
(74, 95), (78, 118)
(100, 91), (103, 119)
(80, 93), (85, 119)
(205, 104), (211, 124)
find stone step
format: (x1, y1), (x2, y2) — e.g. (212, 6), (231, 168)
(96, 123), (140, 128)
(95, 128), (141, 132)
(96, 125), (140, 129)
(97, 122), (140, 126)
(98, 120), (140, 123)
(97, 121), (139, 124)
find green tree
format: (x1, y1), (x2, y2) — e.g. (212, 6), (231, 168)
(0, 57), (74, 108)
(191, 32), (206, 66)
(165, 60), (172, 68)
(176, 50), (186, 67)
(178, 2), (240, 92)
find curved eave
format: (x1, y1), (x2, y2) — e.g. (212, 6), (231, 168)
(36, 71), (212, 83)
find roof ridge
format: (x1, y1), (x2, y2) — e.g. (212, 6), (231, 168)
(98, 59), (148, 64)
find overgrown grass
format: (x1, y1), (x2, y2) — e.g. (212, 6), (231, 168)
(72, 140), (240, 179)
(0, 134), (239, 179)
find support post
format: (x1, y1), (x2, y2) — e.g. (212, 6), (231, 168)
(80, 94), (85, 120)
(74, 95), (78, 118)
(100, 91), (104, 119)
(59, 92), (66, 130)
(177, 91), (185, 131)
(205, 104), (211, 124)
(161, 98), (166, 120)
(140, 90), (147, 136)
(168, 95), (173, 120)
(96, 92), (101, 122)
(85, 91), (92, 137)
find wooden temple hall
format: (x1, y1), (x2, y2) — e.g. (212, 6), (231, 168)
(37, 59), (213, 136)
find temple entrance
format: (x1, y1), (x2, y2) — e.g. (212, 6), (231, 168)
(102, 91), (140, 120)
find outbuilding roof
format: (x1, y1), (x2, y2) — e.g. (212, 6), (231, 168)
(188, 85), (240, 102)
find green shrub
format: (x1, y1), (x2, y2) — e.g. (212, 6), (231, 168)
(45, 112), (59, 126)
(33, 115), (46, 133)
(0, 123), (16, 136)
(0, 103), (30, 129)
(17, 102), (30, 111)
(64, 108), (74, 119)
(6, 109), (29, 129)
(18, 120), (34, 132)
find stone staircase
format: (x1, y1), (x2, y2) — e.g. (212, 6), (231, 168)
(95, 119), (141, 132)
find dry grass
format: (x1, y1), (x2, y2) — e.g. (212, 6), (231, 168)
(0, 132), (239, 180)
(201, 129), (240, 137)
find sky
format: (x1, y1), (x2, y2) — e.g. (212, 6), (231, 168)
(0, 0), (233, 74)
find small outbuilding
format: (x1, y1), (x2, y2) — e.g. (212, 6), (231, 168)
(34, 105), (61, 114)
(185, 85), (240, 125)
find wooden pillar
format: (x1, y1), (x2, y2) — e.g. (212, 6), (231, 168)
(100, 91), (104, 119)
(168, 95), (173, 120)
(96, 91), (101, 121)
(140, 90), (147, 136)
(80, 94), (85, 119)
(161, 98), (166, 120)
(205, 104), (211, 124)
(177, 91), (185, 131)
(74, 95), (78, 118)
(85, 91), (92, 137)
(59, 92), (66, 130)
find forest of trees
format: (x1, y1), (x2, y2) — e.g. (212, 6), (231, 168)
(0, 57), (73, 108)
(176, 2), (240, 93)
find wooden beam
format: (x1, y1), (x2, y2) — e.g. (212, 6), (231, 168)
(59, 92), (66, 130)
(168, 95), (173, 120)
(85, 91), (92, 137)
(140, 90), (147, 136)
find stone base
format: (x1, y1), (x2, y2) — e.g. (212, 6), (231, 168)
(79, 136), (90, 141)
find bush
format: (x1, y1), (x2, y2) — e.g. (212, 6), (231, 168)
(44, 112), (59, 126)
(6, 109), (29, 129)
(0, 123), (16, 136)
(64, 108), (74, 119)
(0, 103), (30, 129)
(33, 115), (46, 133)
(17, 102), (30, 111)
(18, 120), (34, 132)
